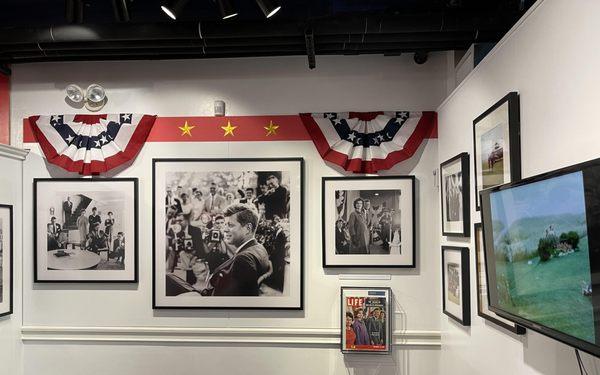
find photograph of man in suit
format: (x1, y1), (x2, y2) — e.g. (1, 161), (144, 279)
(262, 173), (288, 220)
(206, 204), (271, 296)
(203, 182), (226, 215)
(112, 232), (125, 264)
(88, 207), (102, 228)
(166, 214), (207, 274)
(166, 189), (182, 214)
(62, 197), (73, 227)
(47, 216), (62, 250)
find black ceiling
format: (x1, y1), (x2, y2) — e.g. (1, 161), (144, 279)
(0, 0), (535, 66)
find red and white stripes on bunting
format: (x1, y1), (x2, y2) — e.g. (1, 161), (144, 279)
(24, 112), (436, 175)
(28, 114), (156, 175)
(300, 111), (437, 174)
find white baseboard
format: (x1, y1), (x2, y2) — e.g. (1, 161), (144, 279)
(22, 326), (441, 347)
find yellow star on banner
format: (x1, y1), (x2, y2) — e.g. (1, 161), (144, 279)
(221, 121), (237, 137)
(178, 121), (195, 137)
(264, 120), (279, 136)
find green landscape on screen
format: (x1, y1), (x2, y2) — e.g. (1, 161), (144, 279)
(490, 171), (595, 344)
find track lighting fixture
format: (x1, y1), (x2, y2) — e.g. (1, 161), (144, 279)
(255, 0), (281, 18)
(161, 0), (189, 20)
(217, 0), (238, 20)
(112, 0), (130, 22)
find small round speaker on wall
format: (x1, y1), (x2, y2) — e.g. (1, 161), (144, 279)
(214, 100), (226, 117)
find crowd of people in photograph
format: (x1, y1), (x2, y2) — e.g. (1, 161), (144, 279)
(335, 195), (395, 255)
(164, 171), (290, 296)
(345, 306), (387, 347)
(47, 198), (125, 264)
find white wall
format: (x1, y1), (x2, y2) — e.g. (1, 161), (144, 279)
(11, 54), (447, 374)
(437, 0), (600, 374)
(0, 146), (27, 375)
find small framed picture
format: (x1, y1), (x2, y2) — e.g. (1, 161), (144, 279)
(473, 92), (521, 211)
(440, 152), (470, 237)
(322, 176), (415, 268)
(0, 204), (13, 317)
(442, 246), (470, 326)
(474, 223), (525, 334)
(34, 178), (139, 283)
(153, 158), (303, 310)
(341, 286), (391, 354)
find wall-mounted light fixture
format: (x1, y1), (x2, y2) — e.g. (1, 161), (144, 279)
(65, 83), (107, 112)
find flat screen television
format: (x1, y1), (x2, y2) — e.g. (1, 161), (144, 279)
(481, 158), (600, 356)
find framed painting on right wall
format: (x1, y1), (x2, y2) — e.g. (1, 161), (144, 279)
(473, 92), (521, 211)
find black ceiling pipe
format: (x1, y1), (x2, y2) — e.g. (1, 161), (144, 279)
(0, 29), (503, 54)
(0, 12), (513, 45)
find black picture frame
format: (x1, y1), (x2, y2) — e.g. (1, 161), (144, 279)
(340, 286), (392, 354)
(0, 204), (13, 317)
(152, 158), (304, 310)
(440, 152), (470, 237)
(33, 178), (139, 283)
(442, 246), (470, 326)
(322, 175), (416, 268)
(474, 223), (525, 334)
(473, 92), (521, 211)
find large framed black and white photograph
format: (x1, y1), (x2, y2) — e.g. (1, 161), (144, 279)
(474, 223), (525, 334)
(0, 204), (13, 317)
(442, 246), (470, 326)
(341, 286), (391, 354)
(153, 158), (303, 309)
(440, 152), (470, 237)
(322, 176), (415, 268)
(473, 92), (521, 210)
(34, 178), (138, 282)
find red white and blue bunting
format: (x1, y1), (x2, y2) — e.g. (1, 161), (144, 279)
(29, 114), (156, 175)
(300, 111), (437, 174)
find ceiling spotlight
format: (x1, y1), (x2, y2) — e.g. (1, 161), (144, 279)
(85, 84), (107, 112)
(255, 0), (281, 18)
(161, 0), (189, 20)
(65, 83), (107, 112)
(66, 84), (84, 103)
(217, 0), (238, 19)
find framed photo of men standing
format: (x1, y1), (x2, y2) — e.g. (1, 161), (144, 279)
(153, 158), (304, 309)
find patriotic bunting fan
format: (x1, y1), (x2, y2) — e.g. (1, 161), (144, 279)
(29, 114), (156, 175)
(300, 111), (437, 174)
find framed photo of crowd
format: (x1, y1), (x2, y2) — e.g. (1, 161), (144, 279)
(341, 286), (391, 354)
(0, 204), (13, 317)
(440, 152), (470, 237)
(473, 92), (521, 211)
(474, 223), (525, 334)
(322, 176), (415, 268)
(152, 158), (304, 309)
(442, 246), (470, 326)
(33, 178), (138, 283)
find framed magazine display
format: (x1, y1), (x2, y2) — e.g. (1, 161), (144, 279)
(473, 92), (521, 211)
(341, 286), (391, 354)
(0, 204), (13, 317)
(34, 178), (138, 283)
(440, 152), (470, 237)
(442, 246), (470, 326)
(153, 158), (304, 310)
(474, 223), (525, 334)
(322, 176), (415, 268)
